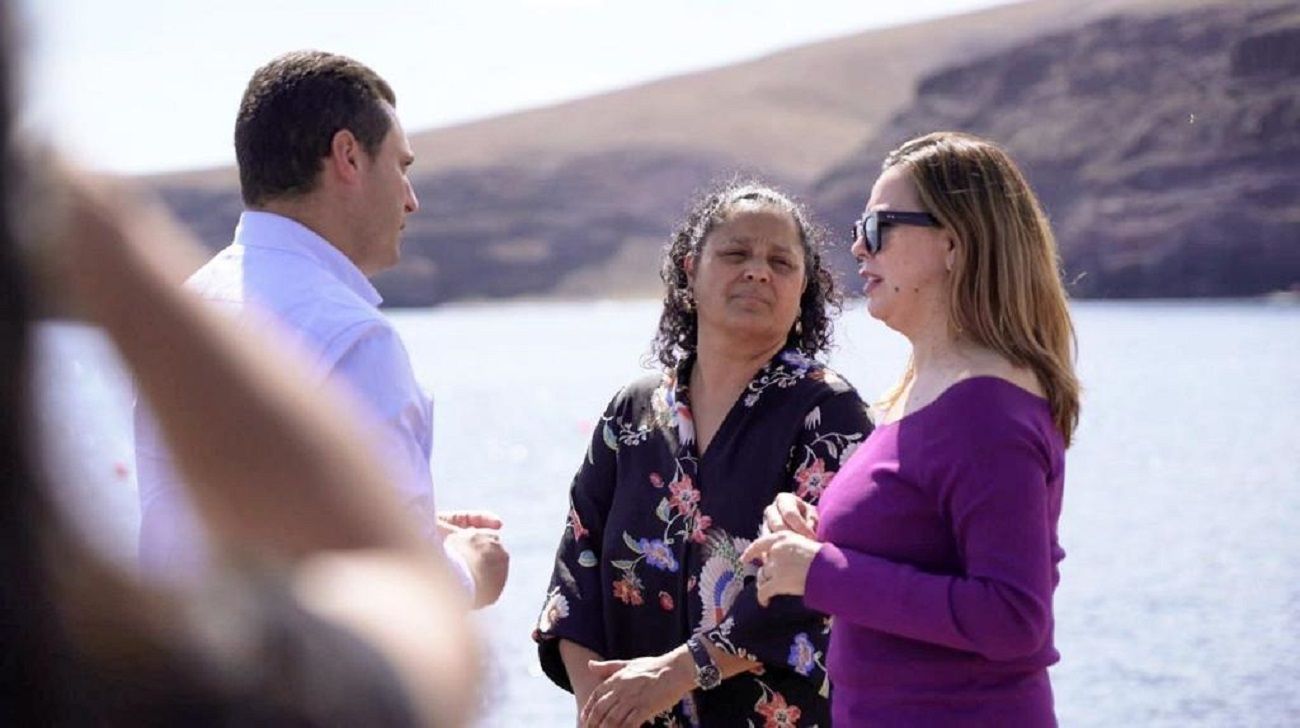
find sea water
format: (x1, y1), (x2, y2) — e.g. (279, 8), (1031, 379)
(32, 299), (1300, 726)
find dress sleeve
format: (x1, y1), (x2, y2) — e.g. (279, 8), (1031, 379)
(533, 391), (624, 692)
(803, 418), (1057, 661)
(703, 388), (873, 690)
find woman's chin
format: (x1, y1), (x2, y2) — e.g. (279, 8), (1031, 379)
(864, 296), (889, 323)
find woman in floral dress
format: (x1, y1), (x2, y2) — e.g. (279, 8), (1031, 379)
(534, 181), (873, 727)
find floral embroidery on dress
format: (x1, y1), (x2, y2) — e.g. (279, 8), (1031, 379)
(786, 633), (826, 679)
(697, 533), (755, 632)
(793, 458), (832, 501)
(739, 350), (815, 407)
(700, 616), (760, 664)
(653, 372), (696, 446)
(754, 687), (803, 728)
(789, 427), (863, 504)
(536, 350), (874, 726)
(614, 459), (712, 598)
(680, 693), (701, 728)
(612, 573), (645, 605)
(639, 538), (680, 572)
(568, 504), (589, 541)
(537, 588), (570, 633)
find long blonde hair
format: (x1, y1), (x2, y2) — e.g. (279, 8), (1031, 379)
(880, 132), (1081, 445)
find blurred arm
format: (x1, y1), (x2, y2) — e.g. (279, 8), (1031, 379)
(41, 176), (479, 725)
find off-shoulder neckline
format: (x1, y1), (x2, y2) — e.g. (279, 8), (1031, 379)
(875, 375), (1048, 429)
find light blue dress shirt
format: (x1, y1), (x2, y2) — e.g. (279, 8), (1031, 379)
(134, 211), (472, 593)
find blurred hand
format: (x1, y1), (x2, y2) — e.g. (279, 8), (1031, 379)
(761, 492), (819, 539)
(443, 525), (509, 609)
(580, 651), (693, 728)
(740, 531), (822, 607)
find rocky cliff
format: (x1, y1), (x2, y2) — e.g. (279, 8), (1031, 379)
(813, 2), (1300, 298)
(147, 0), (1297, 305)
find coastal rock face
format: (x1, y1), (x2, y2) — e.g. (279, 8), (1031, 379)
(148, 0), (1296, 305)
(155, 150), (745, 305)
(371, 150), (746, 305)
(814, 2), (1300, 298)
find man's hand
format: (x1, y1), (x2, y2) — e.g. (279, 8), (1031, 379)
(437, 509), (504, 535)
(442, 523), (509, 609)
(760, 492), (818, 538)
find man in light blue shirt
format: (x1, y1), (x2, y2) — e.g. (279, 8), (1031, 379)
(135, 50), (507, 607)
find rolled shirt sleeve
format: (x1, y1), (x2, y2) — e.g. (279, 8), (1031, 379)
(325, 322), (475, 599)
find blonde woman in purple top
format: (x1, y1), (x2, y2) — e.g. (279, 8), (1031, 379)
(743, 132), (1080, 726)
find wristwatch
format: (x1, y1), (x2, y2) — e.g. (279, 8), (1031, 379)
(686, 635), (722, 690)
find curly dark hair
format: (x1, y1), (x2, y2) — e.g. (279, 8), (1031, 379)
(650, 179), (841, 370)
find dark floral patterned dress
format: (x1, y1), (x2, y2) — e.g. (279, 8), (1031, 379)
(534, 349), (873, 727)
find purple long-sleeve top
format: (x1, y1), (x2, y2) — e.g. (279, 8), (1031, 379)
(804, 377), (1066, 726)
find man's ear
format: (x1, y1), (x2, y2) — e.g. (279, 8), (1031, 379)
(327, 129), (363, 184)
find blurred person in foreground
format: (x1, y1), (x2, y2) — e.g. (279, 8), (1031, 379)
(744, 132), (1081, 726)
(533, 180), (874, 726)
(133, 50), (507, 607)
(0, 15), (477, 727)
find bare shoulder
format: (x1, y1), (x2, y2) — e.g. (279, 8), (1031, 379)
(964, 357), (1046, 399)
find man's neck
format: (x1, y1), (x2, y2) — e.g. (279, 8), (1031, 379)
(253, 198), (368, 274)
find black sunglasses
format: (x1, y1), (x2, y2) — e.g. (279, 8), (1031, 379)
(851, 210), (940, 255)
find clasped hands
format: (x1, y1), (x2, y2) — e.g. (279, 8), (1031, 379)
(740, 493), (824, 607)
(573, 494), (820, 726)
(576, 648), (695, 728)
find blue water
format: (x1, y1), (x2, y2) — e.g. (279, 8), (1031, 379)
(33, 299), (1300, 726)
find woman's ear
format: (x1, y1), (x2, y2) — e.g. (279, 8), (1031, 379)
(945, 237), (958, 272)
(683, 253), (697, 284)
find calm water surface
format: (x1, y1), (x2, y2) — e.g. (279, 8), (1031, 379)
(34, 299), (1300, 727)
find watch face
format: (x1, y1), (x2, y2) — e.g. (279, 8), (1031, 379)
(699, 665), (722, 690)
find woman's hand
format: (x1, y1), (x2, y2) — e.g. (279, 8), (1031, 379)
(740, 531), (823, 607)
(579, 649), (694, 728)
(760, 492), (819, 538)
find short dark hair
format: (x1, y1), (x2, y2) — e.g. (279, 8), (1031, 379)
(651, 179), (841, 370)
(235, 50), (396, 206)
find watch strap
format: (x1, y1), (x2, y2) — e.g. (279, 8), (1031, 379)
(686, 635), (722, 690)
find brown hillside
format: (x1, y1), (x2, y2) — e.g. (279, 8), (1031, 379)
(145, 0), (1248, 306)
(403, 0), (1215, 183)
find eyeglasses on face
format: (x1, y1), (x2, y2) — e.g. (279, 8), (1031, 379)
(851, 210), (940, 255)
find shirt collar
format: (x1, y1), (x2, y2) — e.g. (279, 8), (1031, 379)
(233, 211), (383, 307)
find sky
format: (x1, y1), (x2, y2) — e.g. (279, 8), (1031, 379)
(14, 0), (1015, 175)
